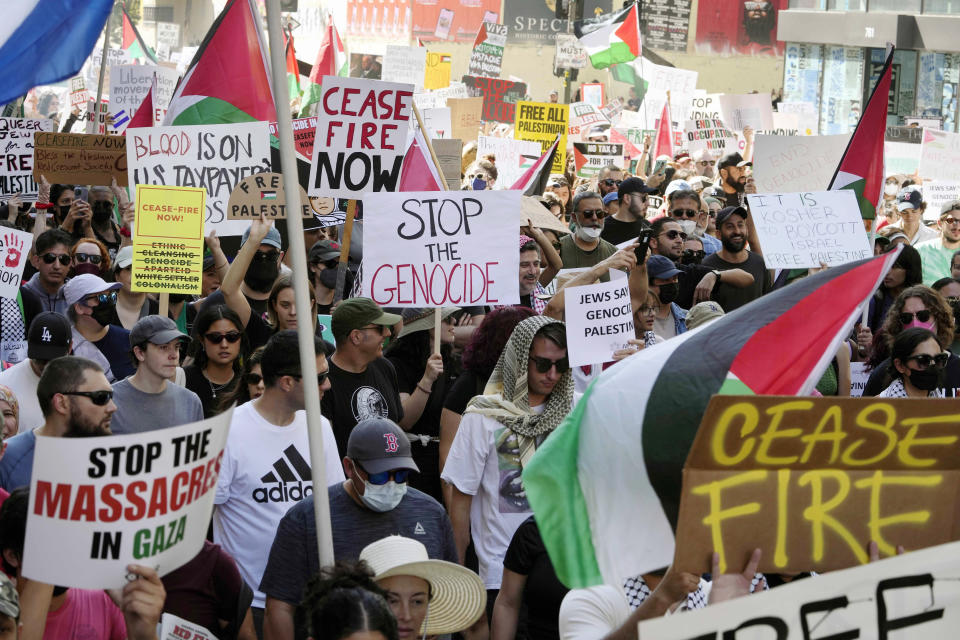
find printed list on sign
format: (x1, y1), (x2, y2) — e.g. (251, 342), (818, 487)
(132, 184), (205, 295)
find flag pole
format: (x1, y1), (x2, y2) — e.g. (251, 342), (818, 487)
(89, 1), (115, 133)
(265, 0), (335, 568)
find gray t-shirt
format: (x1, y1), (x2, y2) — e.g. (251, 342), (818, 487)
(259, 482), (457, 606)
(110, 378), (204, 434)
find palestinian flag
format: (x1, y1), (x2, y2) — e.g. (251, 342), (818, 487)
(511, 135), (560, 196)
(610, 61), (648, 103)
(827, 47), (894, 222)
(285, 27), (301, 102)
(653, 101), (673, 159)
(523, 248), (902, 589)
(163, 0), (275, 126)
(574, 3), (641, 70)
(121, 4), (157, 64)
(300, 21), (347, 117)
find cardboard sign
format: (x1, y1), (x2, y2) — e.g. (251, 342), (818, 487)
(383, 45), (427, 91)
(448, 97), (483, 143)
(642, 539), (960, 640)
(919, 128), (960, 182)
(468, 22), (508, 77)
(555, 33), (587, 69)
(423, 52), (452, 90)
(514, 101), (568, 174)
(564, 278), (634, 367)
(683, 118), (737, 154)
(752, 134), (851, 194)
(477, 136), (541, 190)
(746, 191), (871, 269)
(0, 228), (33, 299)
(0, 118), (53, 198)
(131, 185), (205, 295)
(22, 410), (231, 589)
(127, 122), (271, 235)
(33, 131), (127, 186)
(573, 142), (624, 177)
(362, 190), (520, 307)
(227, 173), (311, 220)
(307, 77), (413, 199)
(432, 139), (463, 190)
(674, 395), (960, 575)
(462, 76), (527, 123)
(718, 93), (775, 131)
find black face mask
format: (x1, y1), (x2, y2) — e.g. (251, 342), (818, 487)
(908, 367), (943, 392)
(657, 282), (679, 305)
(90, 301), (116, 326)
(168, 293), (192, 304)
(92, 200), (113, 224)
(317, 267), (339, 290)
(243, 261), (280, 293)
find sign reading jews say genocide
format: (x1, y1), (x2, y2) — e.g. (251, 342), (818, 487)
(34, 131), (127, 187)
(673, 395), (960, 576)
(308, 77), (413, 199)
(22, 410), (231, 589)
(745, 190), (871, 269)
(0, 118), (53, 199)
(514, 101), (568, 174)
(363, 190), (520, 307)
(564, 278), (634, 367)
(131, 185), (205, 296)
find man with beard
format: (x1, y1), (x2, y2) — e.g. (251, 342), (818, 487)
(716, 152), (751, 208)
(916, 200), (960, 285)
(743, 0), (776, 47)
(601, 177), (658, 245)
(702, 206), (770, 311)
(559, 191), (618, 280)
(0, 356), (116, 491)
(443, 316), (573, 624)
(64, 274), (130, 381)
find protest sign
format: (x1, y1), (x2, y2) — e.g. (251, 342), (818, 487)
(849, 361), (869, 397)
(109, 65), (179, 132)
(421, 107), (452, 139)
(642, 539), (960, 640)
(127, 122), (270, 235)
(83, 48), (131, 89)
(449, 97), (483, 142)
(746, 191), (871, 269)
(363, 190), (520, 307)
(156, 21), (180, 47)
(307, 77), (413, 199)
(160, 613), (215, 640)
(922, 181), (960, 218)
(34, 131), (127, 186)
(69, 77), (89, 108)
(919, 128), (960, 182)
(568, 102), (609, 142)
(270, 117), (317, 163)
(689, 93), (723, 121)
(414, 82), (470, 111)
(383, 45), (427, 90)
(718, 93), (774, 131)
(642, 0), (691, 52)
(573, 143), (624, 178)
(423, 52), (452, 90)
(227, 173), (311, 220)
(683, 118), (737, 154)
(564, 278), (634, 367)
(885, 140), (922, 176)
(764, 111), (800, 136)
(580, 83), (604, 108)
(477, 136), (541, 190)
(468, 22), (508, 77)
(462, 76), (527, 123)
(131, 185), (205, 295)
(0, 228), (33, 301)
(599, 99), (623, 123)
(886, 125), (923, 145)
(0, 118), (53, 198)
(635, 59), (699, 122)
(778, 100), (819, 135)
(674, 395), (960, 575)
(554, 33), (587, 69)
(23, 410), (231, 589)
(432, 139), (463, 190)
(752, 134), (851, 194)
(514, 101), (568, 174)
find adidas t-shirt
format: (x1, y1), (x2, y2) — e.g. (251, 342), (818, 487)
(213, 400), (344, 609)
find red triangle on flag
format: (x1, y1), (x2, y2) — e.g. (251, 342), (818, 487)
(574, 146), (588, 173)
(473, 22), (488, 48)
(613, 5), (642, 58)
(124, 85), (154, 132)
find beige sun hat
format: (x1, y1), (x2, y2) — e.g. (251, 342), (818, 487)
(360, 536), (486, 635)
(396, 307), (460, 340)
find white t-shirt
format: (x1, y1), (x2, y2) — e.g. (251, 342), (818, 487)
(559, 585), (630, 640)
(0, 360), (42, 434)
(213, 401), (344, 608)
(441, 406), (544, 589)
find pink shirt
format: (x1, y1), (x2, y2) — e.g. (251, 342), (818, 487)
(43, 589), (126, 640)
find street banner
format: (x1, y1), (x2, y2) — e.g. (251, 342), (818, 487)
(131, 184), (205, 296)
(0, 118), (53, 199)
(514, 101), (568, 174)
(564, 278), (634, 367)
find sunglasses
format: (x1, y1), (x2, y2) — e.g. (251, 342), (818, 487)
(281, 371), (329, 385)
(84, 291), (118, 307)
(661, 229), (688, 240)
(42, 253), (71, 266)
(312, 259), (339, 270)
(62, 390), (113, 405)
(899, 310), (932, 324)
(204, 331), (242, 344)
(906, 352), (950, 370)
(74, 253), (103, 265)
(253, 250), (280, 262)
(359, 465), (412, 486)
(682, 249), (705, 261)
(579, 209), (606, 220)
(245, 373), (263, 385)
(602, 179), (622, 187)
(529, 354), (570, 374)
(672, 209), (698, 218)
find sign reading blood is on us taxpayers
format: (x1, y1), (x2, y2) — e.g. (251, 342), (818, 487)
(563, 278), (634, 367)
(131, 185), (205, 296)
(0, 118), (53, 199)
(22, 410), (232, 589)
(308, 76), (413, 199)
(363, 190), (520, 307)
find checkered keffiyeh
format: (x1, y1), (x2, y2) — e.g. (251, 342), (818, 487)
(877, 378), (945, 398)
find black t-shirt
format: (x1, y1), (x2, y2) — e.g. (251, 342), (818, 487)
(863, 354), (960, 397)
(321, 357), (404, 456)
(675, 262), (718, 311)
(183, 364), (238, 418)
(503, 517), (569, 640)
(720, 189), (744, 209)
(701, 251), (770, 312)
(202, 290), (273, 351)
(600, 215), (649, 246)
(443, 369), (487, 416)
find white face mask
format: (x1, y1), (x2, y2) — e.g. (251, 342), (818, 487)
(884, 183), (899, 196)
(678, 219), (697, 236)
(576, 225), (602, 241)
(360, 479), (407, 512)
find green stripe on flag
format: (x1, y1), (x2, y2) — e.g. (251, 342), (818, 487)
(717, 373), (755, 395)
(171, 97), (258, 126)
(588, 41), (636, 70)
(843, 177), (876, 221)
(523, 380), (603, 589)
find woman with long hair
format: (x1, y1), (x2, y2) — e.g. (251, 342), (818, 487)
(878, 328), (949, 398)
(69, 237), (110, 278)
(866, 244), (923, 333)
(216, 346), (266, 414)
(184, 305), (250, 417)
(297, 561), (398, 640)
(267, 274), (318, 333)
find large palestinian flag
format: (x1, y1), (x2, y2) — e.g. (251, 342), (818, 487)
(163, 0), (275, 126)
(574, 3), (641, 70)
(523, 248), (902, 589)
(827, 48), (894, 221)
(121, 4), (157, 64)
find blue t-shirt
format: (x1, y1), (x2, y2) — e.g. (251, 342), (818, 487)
(95, 325), (134, 380)
(0, 430), (36, 491)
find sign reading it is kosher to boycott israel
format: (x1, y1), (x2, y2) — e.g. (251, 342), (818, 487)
(308, 76), (413, 199)
(363, 190), (520, 307)
(22, 410), (231, 589)
(131, 185), (205, 296)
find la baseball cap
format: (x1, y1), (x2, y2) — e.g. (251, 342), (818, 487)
(27, 312), (71, 361)
(347, 418), (420, 475)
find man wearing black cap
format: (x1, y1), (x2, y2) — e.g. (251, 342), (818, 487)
(702, 206), (770, 311)
(308, 238), (349, 315)
(646, 255), (688, 338)
(601, 177), (658, 245)
(110, 315), (203, 435)
(715, 151), (752, 209)
(0, 312), (72, 434)
(260, 417), (455, 640)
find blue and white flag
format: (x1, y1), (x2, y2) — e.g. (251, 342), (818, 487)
(0, 0), (113, 105)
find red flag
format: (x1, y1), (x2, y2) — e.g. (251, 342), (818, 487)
(123, 83), (154, 133)
(653, 102), (673, 159)
(399, 127), (444, 191)
(511, 136), (561, 196)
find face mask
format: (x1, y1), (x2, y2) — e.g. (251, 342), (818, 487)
(884, 183), (899, 196)
(907, 367), (943, 392)
(904, 319), (936, 331)
(73, 262), (101, 276)
(168, 293), (192, 304)
(243, 261), (280, 293)
(360, 479), (407, 512)
(90, 301), (115, 326)
(657, 282), (679, 305)
(318, 267), (339, 290)
(92, 201), (113, 224)
(678, 220), (697, 236)
(575, 225), (602, 241)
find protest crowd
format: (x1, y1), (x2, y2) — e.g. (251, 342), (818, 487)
(2, 1), (960, 640)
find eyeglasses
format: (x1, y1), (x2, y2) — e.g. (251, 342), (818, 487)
(253, 250), (280, 262)
(245, 373), (263, 385)
(204, 331), (242, 344)
(74, 253), (102, 265)
(61, 390), (113, 405)
(899, 310), (932, 325)
(41, 253), (71, 266)
(602, 179), (622, 187)
(672, 209), (698, 218)
(906, 352), (949, 370)
(359, 464), (412, 486)
(579, 209), (606, 220)
(941, 216), (960, 226)
(84, 291), (117, 307)
(660, 229), (688, 240)
(640, 305), (660, 315)
(529, 354), (569, 374)
(281, 371), (329, 385)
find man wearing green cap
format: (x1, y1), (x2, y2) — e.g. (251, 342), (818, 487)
(322, 297), (404, 456)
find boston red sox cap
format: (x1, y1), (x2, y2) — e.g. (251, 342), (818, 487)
(347, 418), (420, 475)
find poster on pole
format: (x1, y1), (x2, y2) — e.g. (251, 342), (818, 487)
(22, 410), (232, 589)
(0, 118), (53, 199)
(746, 190), (870, 269)
(555, 34), (587, 69)
(131, 184), (205, 295)
(514, 101), (568, 174)
(126, 122), (271, 236)
(307, 77), (413, 199)
(423, 52), (452, 90)
(477, 136), (541, 190)
(362, 190), (520, 307)
(573, 143), (624, 177)
(751, 133), (851, 193)
(564, 278), (634, 367)
(683, 118), (737, 154)
(462, 76), (527, 123)
(467, 22), (508, 77)
(383, 45), (427, 91)
(34, 131), (127, 187)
